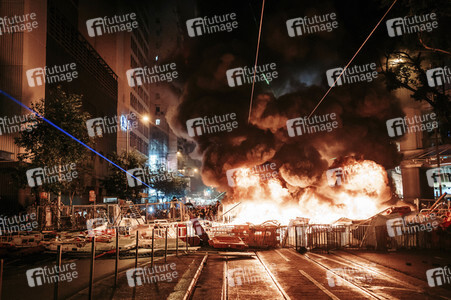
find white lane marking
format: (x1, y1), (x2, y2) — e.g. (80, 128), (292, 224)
(257, 252), (291, 300)
(275, 250), (290, 262)
(298, 269), (341, 300)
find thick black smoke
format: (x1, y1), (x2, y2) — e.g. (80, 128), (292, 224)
(167, 0), (405, 202)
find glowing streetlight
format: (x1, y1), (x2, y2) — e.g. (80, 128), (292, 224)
(142, 115), (150, 123)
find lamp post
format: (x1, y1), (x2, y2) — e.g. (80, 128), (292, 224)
(123, 113), (150, 196)
(124, 113), (150, 159)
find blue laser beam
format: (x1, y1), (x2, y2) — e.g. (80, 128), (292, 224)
(0, 89), (151, 189)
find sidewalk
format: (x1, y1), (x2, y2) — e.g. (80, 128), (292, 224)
(68, 253), (205, 300)
(339, 249), (451, 288)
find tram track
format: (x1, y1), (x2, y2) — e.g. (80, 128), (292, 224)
(300, 251), (450, 300)
(190, 251), (290, 300)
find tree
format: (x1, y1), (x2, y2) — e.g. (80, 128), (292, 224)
(378, 0), (450, 140)
(102, 150), (147, 200)
(102, 153), (188, 201)
(380, 52), (450, 127)
(149, 172), (188, 200)
(14, 86), (91, 198)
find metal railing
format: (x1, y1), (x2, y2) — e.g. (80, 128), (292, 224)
(284, 224), (451, 251)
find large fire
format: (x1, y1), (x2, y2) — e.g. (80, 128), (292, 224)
(224, 159), (392, 225)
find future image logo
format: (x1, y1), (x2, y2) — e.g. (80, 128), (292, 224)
(326, 167), (346, 187)
(0, 13), (38, 35)
(426, 67), (451, 87)
(126, 68), (145, 87)
(126, 167), (178, 187)
(386, 13), (438, 37)
(126, 168), (146, 187)
(386, 113), (438, 138)
(386, 214), (439, 237)
(186, 13), (238, 37)
(126, 264), (178, 287)
(286, 13), (338, 37)
(126, 268), (144, 287)
(0, 114), (37, 136)
(326, 63), (378, 87)
(226, 68), (245, 87)
(26, 68), (45, 87)
(86, 113), (137, 138)
(386, 217), (404, 237)
(26, 263), (78, 287)
(86, 13), (138, 37)
(226, 168), (241, 187)
(186, 113), (238, 137)
(226, 163), (278, 187)
(26, 164), (78, 188)
(426, 266), (451, 287)
(186, 118), (204, 137)
(86, 217), (108, 237)
(26, 63), (78, 87)
(0, 213), (38, 235)
(326, 267), (373, 287)
(126, 64), (178, 87)
(426, 167), (451, 188)
(286, 113), (338, 137)
(226, 64), (278, 87)
(228, 266), (263, 287)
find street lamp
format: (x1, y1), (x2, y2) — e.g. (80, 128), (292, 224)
(126, 113), (150, 159)
(125, 113), (150, 195)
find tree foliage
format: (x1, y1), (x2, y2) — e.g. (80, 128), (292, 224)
(149, 172), (188, 200)
(377, 0), (450, 138)
(102, 151), (188, 201)
(14, 86), (91, 195)
(102, 150), (147, 200)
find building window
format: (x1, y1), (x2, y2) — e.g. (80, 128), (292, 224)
(156, 119), (160, 125)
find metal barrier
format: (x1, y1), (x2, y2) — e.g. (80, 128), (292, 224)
(30, 201), (190, 231)
(385, 225), (450, 250)
(207, 223), (284, 248)
(284, 224), (451, 251)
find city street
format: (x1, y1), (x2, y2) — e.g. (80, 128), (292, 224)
(0, 0), (450, 299)
(3, 249), (450, 299)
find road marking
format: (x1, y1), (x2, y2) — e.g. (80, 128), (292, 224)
(275, 250), (290, 262)
(222, 258), (227, 300)
(167, 259), (199, 300)
(256, 252), (291, 300)
(310, 252), (424, 294)
(298, 269), (340, 300)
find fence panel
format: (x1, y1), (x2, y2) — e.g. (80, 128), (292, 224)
(284, 224), (450, 251)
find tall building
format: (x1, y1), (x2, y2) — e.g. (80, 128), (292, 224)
(0, 0), (46, 212)
(146, 0), (188, 172)
(0, 0), (203, 211)
(78, 0), (195, 200)
(78, 1), (151, 160)
(0, 0), (118, 210)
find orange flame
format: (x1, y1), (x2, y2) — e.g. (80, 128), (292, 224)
(225, 159), (391, 225)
